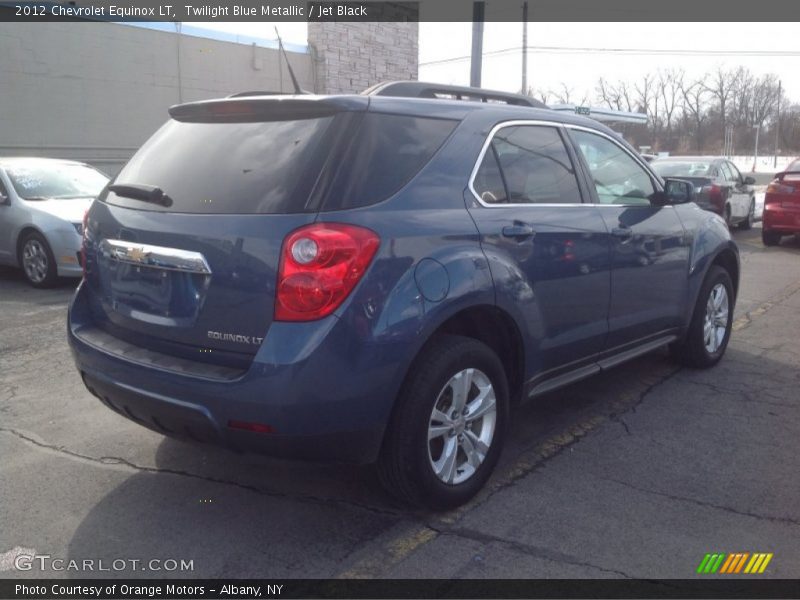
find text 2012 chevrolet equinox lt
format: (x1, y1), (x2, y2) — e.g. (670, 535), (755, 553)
(68, 82), (739, 509)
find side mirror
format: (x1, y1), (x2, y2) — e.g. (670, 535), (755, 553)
(656, 178), (694, 205)
(744, 176), (756, 185)
(0, 191), (9, 205)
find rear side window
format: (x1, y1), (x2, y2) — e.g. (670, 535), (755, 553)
(106, 117), (336, 214)
(323, 113), (457, 211)
(473, 125), (582, 205)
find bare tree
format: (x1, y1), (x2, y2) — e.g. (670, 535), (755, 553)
(704, 66), (740, 131)
(634, 73), (658, 143)
(658, 69), (684, 146)
(542, 67), (800, 154)
(523, 86), (550, 105)
(551, 82), (574, 104)
(751, 73), (782, 127)
(680, 76), (710, 151)
(596, 78), (633, 111)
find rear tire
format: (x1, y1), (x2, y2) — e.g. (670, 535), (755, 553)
(671, 266), (734, 369)
(762, 230), (781, 246)
(19, 231), (59, 288)
(378, 334), (509, 510)
(738, 199), (755, 230)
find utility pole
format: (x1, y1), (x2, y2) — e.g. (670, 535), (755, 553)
(774, 79), (782, 168)
(470, 2), (484, 88)
(753, 124), (760, 172)
(521, 2), (528, 94)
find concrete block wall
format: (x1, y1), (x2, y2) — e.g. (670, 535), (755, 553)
(0, 22), (313, 174)
(308, 21), (419, 94)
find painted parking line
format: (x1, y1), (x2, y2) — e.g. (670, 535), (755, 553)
(337, 277), (800, 579)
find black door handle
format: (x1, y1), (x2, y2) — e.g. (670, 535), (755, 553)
(611, 226), (633, 238)
(502, 224), (535, 239)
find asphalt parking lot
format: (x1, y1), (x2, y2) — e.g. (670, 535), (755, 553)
(1, 224), (799, 580)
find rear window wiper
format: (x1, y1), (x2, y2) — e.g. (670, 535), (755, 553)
(108, 183), (173, 207)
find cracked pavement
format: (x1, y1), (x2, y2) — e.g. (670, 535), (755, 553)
(1, 226), (799, 580)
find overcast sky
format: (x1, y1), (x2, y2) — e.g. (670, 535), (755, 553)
(190, 22), (800, 103)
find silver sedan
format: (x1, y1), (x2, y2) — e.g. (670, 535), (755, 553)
(0, 157), (109, 287)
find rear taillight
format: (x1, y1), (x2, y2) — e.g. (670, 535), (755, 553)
(275, 223), (380, 322)
(80, 209), (89, 279)
(702, 184), (724, 209)
(766, 181), (796, 195)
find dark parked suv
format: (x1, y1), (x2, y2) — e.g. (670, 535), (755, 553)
(69, 82), (739, 509)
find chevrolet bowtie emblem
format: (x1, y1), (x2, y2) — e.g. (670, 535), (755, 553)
(128, 247), (148, 262)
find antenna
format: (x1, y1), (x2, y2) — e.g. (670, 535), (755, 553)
(274, 27), (306, 95)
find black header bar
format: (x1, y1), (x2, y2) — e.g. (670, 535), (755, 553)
(3, 578), (800, 599)
(3, 0), (800, 22)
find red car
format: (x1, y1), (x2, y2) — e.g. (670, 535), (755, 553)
(763, 158), (800, 246)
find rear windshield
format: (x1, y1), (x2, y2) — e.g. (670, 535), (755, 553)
(106, 117), (336, 214)
(105, 112), (457, 214)
(652, 160), (717, 178)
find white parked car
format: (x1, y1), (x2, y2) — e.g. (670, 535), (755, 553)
(0, 157), (109, 287)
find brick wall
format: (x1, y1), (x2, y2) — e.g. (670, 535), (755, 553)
(308, 22), (419, 94)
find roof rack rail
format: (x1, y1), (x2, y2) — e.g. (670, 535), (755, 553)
(363, 81), (548, 109)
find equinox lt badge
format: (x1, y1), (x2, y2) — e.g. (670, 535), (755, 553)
(207, 331), (264, 345)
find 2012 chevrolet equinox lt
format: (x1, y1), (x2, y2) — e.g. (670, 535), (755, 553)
(68, 82), (739, 509)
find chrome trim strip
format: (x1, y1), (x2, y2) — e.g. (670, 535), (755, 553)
(528, 364), (601, 399)
(467, 119), (663, 209)
(99, 239), (212, 275)
(467, 120), (567, 209)
(596, 334), (678, 371)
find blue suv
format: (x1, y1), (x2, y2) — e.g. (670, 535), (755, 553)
(68, 82), (739, 509)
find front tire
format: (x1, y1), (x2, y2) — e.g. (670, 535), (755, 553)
(19, 232), (59, 288)
(671, 266), (734, 369)
(378, 335), (509, 510)
(724, 204), (733, 229)
(738, 199), (755, 230)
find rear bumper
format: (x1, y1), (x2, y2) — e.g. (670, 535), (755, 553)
(763, 204), (800, 233)
(79, 370), (383, 462)
(67, 283), (400, 464)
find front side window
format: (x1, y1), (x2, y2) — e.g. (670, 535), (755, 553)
(473, 125), (582, 205)
(719, 162), (735, 182)
(726, 162), (743, 184)
(571, 130), (655, 205)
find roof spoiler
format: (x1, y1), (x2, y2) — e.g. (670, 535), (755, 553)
(364, 81), (548, 108)
(775, 170), (800, 180)
(169, 96), (368, 123)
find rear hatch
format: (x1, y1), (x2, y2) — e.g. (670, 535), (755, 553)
(679, 177), (721, 213)
(651, 161), (723, 213)
(766, 170), (800, 212)
(82, 96), (367, 367)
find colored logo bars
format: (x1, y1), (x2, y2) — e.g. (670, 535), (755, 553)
(697, 552), (774, 574)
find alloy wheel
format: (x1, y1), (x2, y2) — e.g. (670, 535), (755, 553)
(703, 283), (729, 353)
(427, 368), (497, 485)
(22, 239), (49, 284)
